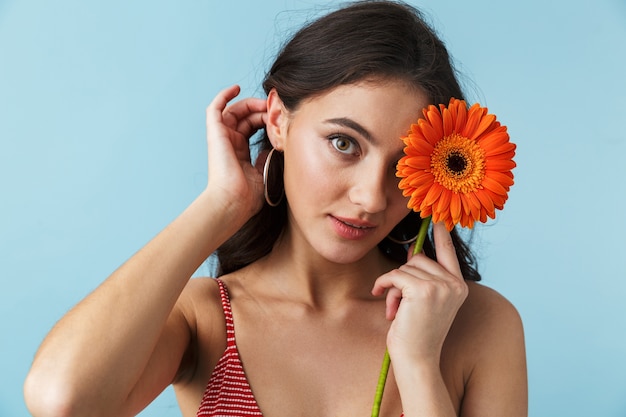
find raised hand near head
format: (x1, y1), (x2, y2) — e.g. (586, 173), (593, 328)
(205, 85), (268, 219)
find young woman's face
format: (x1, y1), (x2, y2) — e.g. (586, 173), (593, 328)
(274, 79), (430, 264)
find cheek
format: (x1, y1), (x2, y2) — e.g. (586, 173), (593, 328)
(388, 183), (411, 220)
(283, 138), (334, 204)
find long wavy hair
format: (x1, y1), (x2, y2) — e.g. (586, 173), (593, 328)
(215, 0), (481, 282)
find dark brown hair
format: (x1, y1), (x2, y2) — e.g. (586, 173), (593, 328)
(216, 0), (480, 281)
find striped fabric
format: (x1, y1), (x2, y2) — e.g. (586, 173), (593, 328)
(196, 279), (404, 417)
(197, 279), (263, 416)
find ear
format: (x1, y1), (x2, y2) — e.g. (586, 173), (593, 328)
(266, 88), (289, 150)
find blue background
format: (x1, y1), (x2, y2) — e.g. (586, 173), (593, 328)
(1, 1), (625, 416)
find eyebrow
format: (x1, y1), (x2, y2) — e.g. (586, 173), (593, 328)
(324, 117), (405, 160)
(324, 117), (375, 144)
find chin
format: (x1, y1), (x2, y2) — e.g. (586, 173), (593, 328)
(314, 241), (377, 266)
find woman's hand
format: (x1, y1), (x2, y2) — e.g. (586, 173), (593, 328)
(205, 84), (268, 219)
(372, 222), (468, 365)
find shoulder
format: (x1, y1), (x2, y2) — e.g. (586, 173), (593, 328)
(461, 281), (523, 326)
(176, 278), (222, 328)
(450, 281), (525, 357)
(443, 281), (526, 383)
(444, 281), (528, 416)
(172, 277), (226, 382)
(466, 281), (524, 335)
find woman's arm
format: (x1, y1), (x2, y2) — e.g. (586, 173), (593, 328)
(373, 223), (527, 417)
(373, 223), (468, 417)
(24, 85), (268, 417)
(392, 283), (527, 417)
(455, 283), (528, 417)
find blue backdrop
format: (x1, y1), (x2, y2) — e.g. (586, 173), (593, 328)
(1, 1), (625, 416)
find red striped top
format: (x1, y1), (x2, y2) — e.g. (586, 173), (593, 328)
(196, 279), (404, 417)
(196, 279), (263, 416)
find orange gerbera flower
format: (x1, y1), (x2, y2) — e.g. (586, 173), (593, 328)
(396, 98), (516, 230)
(374, 98), (516, 417)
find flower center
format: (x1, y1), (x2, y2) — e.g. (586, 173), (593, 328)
(446, 152), (467, 175)
(431, 133), (486, 193)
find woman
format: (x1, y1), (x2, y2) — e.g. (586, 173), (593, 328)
(24, 1), (527, 416)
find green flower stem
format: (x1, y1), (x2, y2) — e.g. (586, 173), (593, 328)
(412, 215), (432, 257)
(371, 215), (432, 417)
(371, 349), (391, 417)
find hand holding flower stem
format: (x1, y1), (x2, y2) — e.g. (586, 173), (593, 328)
(371, 98), (515, 416)
(371, 215), (431, 417)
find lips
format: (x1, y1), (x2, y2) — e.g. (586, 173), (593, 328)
(333, 216), (376, 229)
(343, 222), (369, 229)
(330, 215), (376, 240)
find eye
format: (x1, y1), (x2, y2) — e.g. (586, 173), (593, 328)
(329, 135), (359, 155)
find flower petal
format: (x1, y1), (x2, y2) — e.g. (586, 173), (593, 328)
(406, 136), (434, 156)
(485, 143), (516, 157)
(435, 188), (452, 218)
(418, 119), (441, 146)
(403, 155), (431, 170)
(461, 104), (484, 138)
(450, 193), (462, 224)
(482, 175), (509, 196)
(485, 189), (507, 209)
(442, 107), (454, 137)
(453, 99), (467, 133)
(420, 203), (433, 218)
(422, 182), (444, 209)
(477, 129), (509, 149)
(469, 113), (496, 141)
(460, 194), (473, 216)
(485, 170), (515, 189)
(473, 189), (495, 217)
(485, 159), (516, 171)
(395, 98), (515, 230)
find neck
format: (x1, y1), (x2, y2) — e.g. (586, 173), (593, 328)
(253, 228), (399, 310)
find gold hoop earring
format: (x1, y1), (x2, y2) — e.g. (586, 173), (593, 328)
(386, 211), (423, 245)
(263, 148), (284, 207)
(386, 233), (419, 245)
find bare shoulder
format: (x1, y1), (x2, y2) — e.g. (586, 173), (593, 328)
(444, 281), (528, 416)
(171, 277), (231, 414)
(172, 277), (225, 381)
(460, 281), (523, 327)
(176, 278), (222, 329)
(450, 281), (525, 357)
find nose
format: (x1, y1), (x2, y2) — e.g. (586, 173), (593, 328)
(348, 163), (389, 214)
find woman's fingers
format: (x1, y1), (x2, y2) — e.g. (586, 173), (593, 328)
(372, 222), (468, 317)
(399, 223), (462, 281)
(206, 85), (267, 138)
(205, 85), (269, 165)
(371, 270), (413, 320)
(371, 222), (469, 362)
(384, 285), (403, 321)
(225, 97), (267, 127)
(206, 84), (241, 123)
(203, 86), (269, 215)
(234, 107), (267, 140)
(216, 86), (267, 133)
(431, 222), (463, 280)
